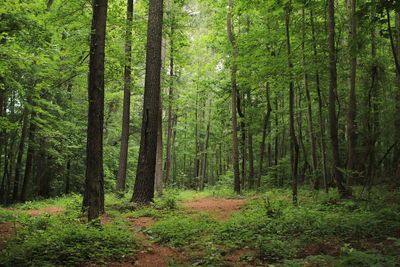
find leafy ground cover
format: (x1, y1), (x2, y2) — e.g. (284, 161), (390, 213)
(0, 187), (399, 266)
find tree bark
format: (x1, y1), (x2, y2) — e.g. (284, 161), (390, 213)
(393, 12), (400, 179)
(132, 0), (163, 204)
(227, 0), (240, 194)
(165, 23), (174, 185)
(257, 84), (272, 188)
(311, 9), (328, 193)
(285, 6), (299, 205)
(327, 0), (351, 198)
(302, 8), (319, 189)
(116, 0), (134, 193)
(20, 112), (36, 202)
(246, 90), (255, 189)
(13, 106), (29, 202)
(83, 0), (108, 221)
(346, 0), (357, 185)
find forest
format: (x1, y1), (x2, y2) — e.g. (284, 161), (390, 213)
(0, 0), (400, 266)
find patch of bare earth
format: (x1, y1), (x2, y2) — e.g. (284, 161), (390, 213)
(129, 217), (188, 267)
(180, 197), (248, 220)
(0, 222), (17, 249)
(24, 206), (65, 216)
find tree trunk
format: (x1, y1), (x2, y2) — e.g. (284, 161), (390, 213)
(132, 0), (163, 204)
(327, 0), (351, 198)
(311, 9), (328, 193)
(393, 12), (400, 179)
(154, 0), (169, 195)
(201, 105), (211, 190)
(165, 24), (174, 185)
(116, 0), (134, 193)
(20, 112), (36, 202)
(285, 6), (299, 205)
(257, 84), (272, 188)
(302, 8), (319, 189)
(83, 0), (108, 221)
(227, 0), (240, 194)
(13, 106), (29, 202)
(346, 0), (357, 185)
(246, 91), (255, 189)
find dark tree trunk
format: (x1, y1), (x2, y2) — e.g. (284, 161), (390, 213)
(65, 159), (71, 194)
(20, 112), (36, 202)
(302, 8), (319, 189)
(246, 91), (255, 189)
(392, 12), (400, 179)
(327, 0), (351, 198)
(227, 0), (240, 194)
(132, 0), (164, 204)
(13, 107), (29, 202)
(83, 0), (108, 221)
(311, 9), (328, 192)
(285, 6), (299, 205)
(165, 26), (174, 185)
(116, 0), (134, 193)
(346, 0), (357, 185)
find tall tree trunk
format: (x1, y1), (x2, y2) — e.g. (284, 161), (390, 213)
(116, 0), (134, 193)
(302, 8), (319, 189)
(154, 0), (169, 195)
(311, 9), (328, 193)
(346, 0), (357, 185)
(165, 23), (174, 185)
(132, 0), (164, 204)
(257, 84), (272, 188)
(65, 159), (71, 194)
(227, 0), (240, 194)
(20, 112), (36, 202)
(327, 0), (351, 198)
(201, 104), (211, 190)
(285, 6), (299, 205)
(246, 91), (255, 189)
(83, 0), (108, 221)
(393, 12), (400, 179)
(13, 106), (29, 202)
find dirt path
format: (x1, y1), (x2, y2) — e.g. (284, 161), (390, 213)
(180, 197), (248, 220)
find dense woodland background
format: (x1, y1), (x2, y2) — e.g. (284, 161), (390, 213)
(0, 0), (399, 205)
(1, 0), (400, 266)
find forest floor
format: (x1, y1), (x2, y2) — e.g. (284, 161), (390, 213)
(129, 197), (250, 267)
(1, 188), (400, 266)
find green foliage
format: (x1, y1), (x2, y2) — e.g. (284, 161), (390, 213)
(11, 193), (82, 211)
(151, 214), (216, 247)
(256, 236), (297, 262)
(0, 214), (139, 266)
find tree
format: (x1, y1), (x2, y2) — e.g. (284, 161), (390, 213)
(131, 0), (164, 204)
(346, 0), (358, 184)
(327, 0), (351, 198)
(285, 4), (299, 204)
(227, 0), (241, 194)
(83, 0), (108, 221)
(116, 0), (134, 193)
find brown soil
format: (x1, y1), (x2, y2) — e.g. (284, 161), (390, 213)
(180, 197), (248, 220)
(0, 222), (17, 249)
(24, 207), (65, 216)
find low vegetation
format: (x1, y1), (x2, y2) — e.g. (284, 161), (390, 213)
(1, 187), (399, 266)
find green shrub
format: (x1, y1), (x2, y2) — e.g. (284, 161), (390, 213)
(151, 214), (215, 247)
(256, 236), (297, 262)
(0, 216), (139, 266)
